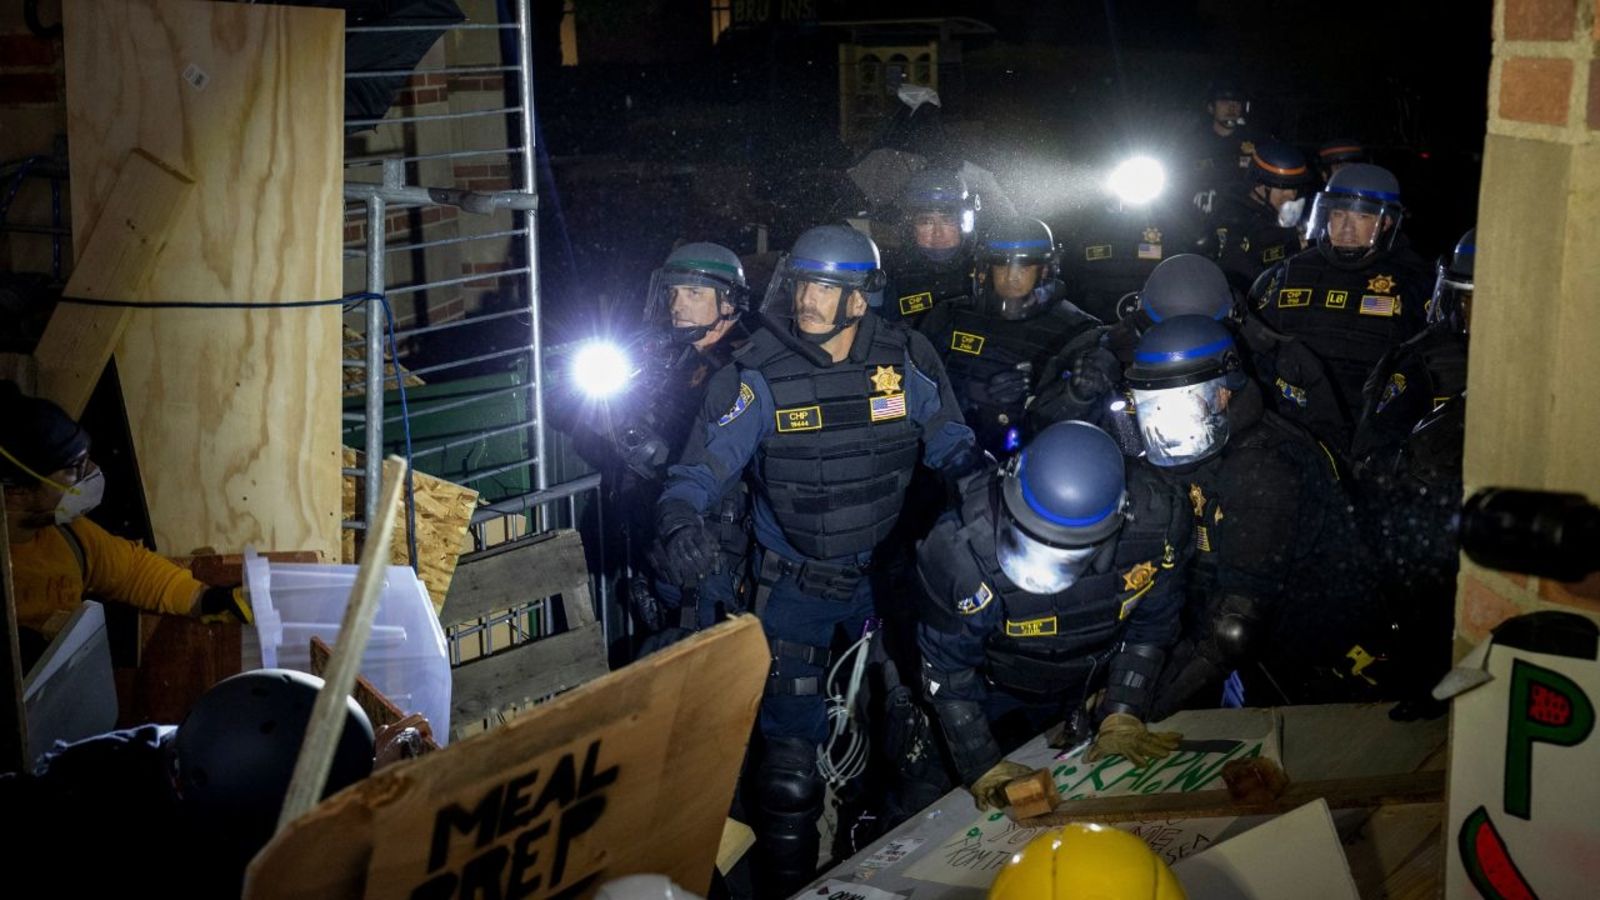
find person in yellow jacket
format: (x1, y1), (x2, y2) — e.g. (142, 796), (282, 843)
(2, 382), (250, 667)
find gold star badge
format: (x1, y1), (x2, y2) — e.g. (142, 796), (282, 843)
(1122, 561), (1157, 592)
(1366, 273), (1396, 294)
(870, 365), (903, 395)
(1142, 226), (1163, 245)
(1240, 140), (1256, 156)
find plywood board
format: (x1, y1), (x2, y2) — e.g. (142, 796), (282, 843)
(34, 148), (195, 418)
(61, 0), (345, 558)
(243, 615), (769, 899)
(342, 448), (479, 612)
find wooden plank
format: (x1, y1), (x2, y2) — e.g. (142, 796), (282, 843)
(33, 149), (195, 419)
(440, 529), (591, 627)
(0, 494), (29, 773)
(61, 0), (345, 559)
(278, 457), (406, 831)
(449, 624), (607, 725)
(244, 616), (770, 899)
(1015, 770), (1446, 828)
(341, 447), (478, 613)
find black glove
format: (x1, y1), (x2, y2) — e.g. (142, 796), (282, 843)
(970, 368), (1031, 407)
(662, 519), (721, 586)
(1066, 347), (1120, 404)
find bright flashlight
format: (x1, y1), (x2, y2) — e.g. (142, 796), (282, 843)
(571, 340), (632, 400)
(1107, 156), (1166, 206)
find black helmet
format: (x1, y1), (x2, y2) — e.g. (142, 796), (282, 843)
(1428, 226), (1476, 332)
(1249, 141), (1315, 190)
(1205, 77), (1250, 127)
(899, 168), (979, 262)
(761, 225), (887, 345)
(1315, 137), (1369, 178)
(1139, 254), (1236, 325)
(974, 217), (1059, 319)
(644, 242), (749, 345)
(0, 381), (89, 487)
(998, 421), (1127, 593)
(175, 669), (374, 861)
(1306, 163), (1404, 269)
(1126, 316), (1244, 467)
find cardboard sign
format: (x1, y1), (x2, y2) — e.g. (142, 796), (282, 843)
(244, 616), (769, 899)
(1172, 799), (1359, 900)
(1440, 611), (1600, 899)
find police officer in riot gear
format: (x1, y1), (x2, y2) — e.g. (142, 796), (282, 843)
(1030, 253), (1234, 448)
(1059, 152), (1214, 323)
(916, 421), (1192, 809)
(657, 224), (980, 895)
(881, 169), (980, 325)
(1127, 317), (1395, 716)
(1346, 227), (1476, 708)
(1188, 78), (1266, 215)
(919, 216), (1099, 455)
(1215, 141), (1315, 295)
(1249, 163), (1431, 453)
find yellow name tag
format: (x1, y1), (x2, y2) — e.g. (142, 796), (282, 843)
(775, 405), (822, 432)
(1324, 289), (1349, 309)
(1261, 244), (1286, 263)
(1005, 616), (1058, 638)
(1085, 244), (1113, 261)
(951, 331), (986, 355)
(898, 292), (933, 315)
(1277, 288), (1312, 308)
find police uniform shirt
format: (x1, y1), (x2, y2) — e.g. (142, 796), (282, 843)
(1214, 193), (1300, 295)
(659, 313), (976, 564)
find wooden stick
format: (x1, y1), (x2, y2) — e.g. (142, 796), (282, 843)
(0, 492), (29, 773)
(1012, 769), (1446, 827)
(276, 455), (408, 832)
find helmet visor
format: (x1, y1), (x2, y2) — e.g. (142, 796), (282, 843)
(1307, 192), (1401, 256)
(1428, 264), (1475, 331)
(997, 518), (1102, 594)
(1131, 377), (1230, 467)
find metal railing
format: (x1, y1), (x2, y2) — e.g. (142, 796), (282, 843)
(340, 0), (605, 672)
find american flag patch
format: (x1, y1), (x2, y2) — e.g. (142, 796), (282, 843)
(870, 393), (907, 422)
(1360, 294), (1397, 317)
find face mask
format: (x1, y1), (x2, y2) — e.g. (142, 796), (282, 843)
(1277, 197), (1306, 228)
(55, 468), (106, 524)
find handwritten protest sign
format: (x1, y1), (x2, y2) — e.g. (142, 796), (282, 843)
(904, 714), (1279, 889)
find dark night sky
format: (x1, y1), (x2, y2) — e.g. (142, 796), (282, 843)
(523, 0), (1493, 344)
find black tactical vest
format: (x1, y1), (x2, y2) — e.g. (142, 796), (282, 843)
(740, 319), (924, 560)
(885, 254), (973, 323)
(932, 297), (1098, 450)
(941, 469), (1184, 694)
(1216, 200), (1298, 293)
(1255, 247), (1429, 417)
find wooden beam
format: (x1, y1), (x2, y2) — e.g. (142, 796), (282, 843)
(1013, 770), (1446, 827)
(0, 494), (28, 773)
(440, 529), (592, 627)
(449, 624), (607, 726)
(32, 148), (194, 418)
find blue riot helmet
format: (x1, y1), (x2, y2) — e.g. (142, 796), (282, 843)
(1138, 254), (1237, 327)
(1249, 141), (1316, 228)
(644, 242), (749, 345)
(761, 224), (887, 345)
(974, 217), (1059, 319)
(899, 168), (979, 263)
(997, 421), (1128, 593)
(1125, 316), (1247, 467)
(1305, 163), (1405, 269)
(1428, 226), (1476, 334)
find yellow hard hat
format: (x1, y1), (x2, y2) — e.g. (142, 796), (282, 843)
(987, 823), (1187, 900)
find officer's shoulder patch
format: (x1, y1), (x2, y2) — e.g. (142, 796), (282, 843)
(716, 381), (756, 426)
(956, 581), (994, 616)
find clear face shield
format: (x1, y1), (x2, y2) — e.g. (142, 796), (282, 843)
(1428, 264), (1475, 333)
(905, 205), (973, 262)
(997, 518), (1105, 595)
(1131, 375), (1231, 467)
(760, 256), (872, 345)
(645, 268), (735, 345)
(1307, 193), (1400, 264)
(978, 256), (1049, 319)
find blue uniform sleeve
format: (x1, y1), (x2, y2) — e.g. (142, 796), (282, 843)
(658, 366), (773, 521)
(914, 515), (996, 700)
(903, 329), (978, 471)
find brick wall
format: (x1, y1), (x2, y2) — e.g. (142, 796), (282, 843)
(1459, 0), (1600, 651)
